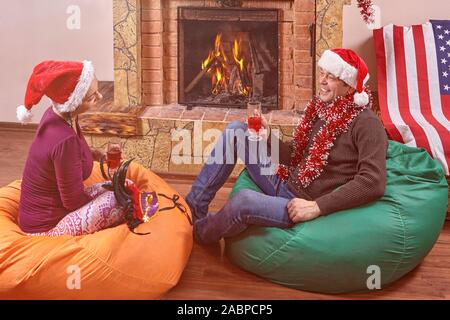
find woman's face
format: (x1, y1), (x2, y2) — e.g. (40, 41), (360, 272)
(75, 76), (103, 115)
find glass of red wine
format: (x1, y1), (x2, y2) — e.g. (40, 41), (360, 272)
(106, 139), (122, 174)
(247, 100), (263, 141)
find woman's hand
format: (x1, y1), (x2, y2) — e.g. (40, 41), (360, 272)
(287, 198), (321, 223)
(91, 147), (104, 162)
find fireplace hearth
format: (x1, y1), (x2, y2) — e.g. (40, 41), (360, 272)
(178, 7), (279, 109)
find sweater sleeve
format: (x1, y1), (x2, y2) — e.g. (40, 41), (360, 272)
(315, 116), (388, 215)
(52, 136), (93, 212)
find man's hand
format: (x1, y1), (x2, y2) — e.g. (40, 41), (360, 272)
(252, 109), (270, 140)
(287, 198), (321, 223)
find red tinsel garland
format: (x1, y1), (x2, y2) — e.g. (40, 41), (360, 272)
(357, 0), (375, 24)
(276, 89), (372, 188)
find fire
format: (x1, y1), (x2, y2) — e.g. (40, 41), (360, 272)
(201, 52), (213, 70)
(233, 39), (244, 71)
(214, 33), (227, 62)
(216, 69), (222, 82)
(199, 33), (251, 97)
(212, 68), (227, 95)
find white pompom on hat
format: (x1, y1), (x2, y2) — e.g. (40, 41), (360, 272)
(318, 48), (370, 106)
(17, 60), (94, 123)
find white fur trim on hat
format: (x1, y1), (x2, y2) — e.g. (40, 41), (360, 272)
(53, 60), (95, 114)
(17, 105), (33, 124)
(318, 50), (369, 88)
(353, 91), (369, 106)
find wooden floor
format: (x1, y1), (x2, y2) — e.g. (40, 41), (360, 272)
(1, 127), (449, 300)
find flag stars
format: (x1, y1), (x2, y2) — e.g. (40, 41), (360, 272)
(438, 34), (444, 40)
(442, 58), (448, 64)
(447, 40), (450, 46)
(445, 29), (450, 35)
(440, 46), (446, 52)
(444, 85), (450, 91)
(443, 71), (449, 78)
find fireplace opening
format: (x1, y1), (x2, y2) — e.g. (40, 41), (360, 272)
(178, 7), (279, 110)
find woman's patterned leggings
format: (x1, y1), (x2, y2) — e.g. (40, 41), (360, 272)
(27, 182), (125, 237)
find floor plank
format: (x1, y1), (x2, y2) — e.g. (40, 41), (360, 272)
(0, 127), (449, 299)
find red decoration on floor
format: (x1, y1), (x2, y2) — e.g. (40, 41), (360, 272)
(276, 89), (372, 188)
(357, 0), (375, 24)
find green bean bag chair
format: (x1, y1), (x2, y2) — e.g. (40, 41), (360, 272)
(226, 140), (448, 293)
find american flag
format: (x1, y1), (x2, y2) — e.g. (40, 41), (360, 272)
(374, 20), (450, 174)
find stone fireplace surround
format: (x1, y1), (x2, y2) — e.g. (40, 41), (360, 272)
(81, 0), (350, 176)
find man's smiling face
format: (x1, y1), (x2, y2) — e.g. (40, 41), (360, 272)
(318, 67), (354, 103)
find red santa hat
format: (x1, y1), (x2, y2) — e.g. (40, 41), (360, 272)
(17, 60), (95, 123)
(318, 48), (370, 106)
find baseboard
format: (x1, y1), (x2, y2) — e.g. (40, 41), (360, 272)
(0, 122), (38, 132)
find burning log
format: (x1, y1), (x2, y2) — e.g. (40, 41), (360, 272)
(186, 32), (256, 98)
(185, 35), (229, 94)
(184, 65), (211, 94)
(184, 53), (225, 94)
(229, 65), (245, 95)
(231, 37), (252, 95)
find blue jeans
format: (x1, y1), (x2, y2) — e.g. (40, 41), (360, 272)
(185, 120), (295, 244)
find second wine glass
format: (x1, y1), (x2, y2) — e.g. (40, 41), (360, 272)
(247, 100), (263, 142)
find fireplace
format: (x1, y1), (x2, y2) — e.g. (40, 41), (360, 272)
(178, 7), (279, 110)
(113, 0), (326, 111)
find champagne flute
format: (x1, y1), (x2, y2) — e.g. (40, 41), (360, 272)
(247, 100), (263, 141)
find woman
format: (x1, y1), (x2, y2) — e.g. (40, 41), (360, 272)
(17, 60), (125, 236)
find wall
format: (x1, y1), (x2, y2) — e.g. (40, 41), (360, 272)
(343, 0), (450, 88)
(0, 0), (114, 123)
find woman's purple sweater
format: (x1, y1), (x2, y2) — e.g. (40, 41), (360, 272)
(19, 107), (94, 233)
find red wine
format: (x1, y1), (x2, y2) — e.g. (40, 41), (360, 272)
(248, 116), (262, 133)
(107, 148), (122, 169)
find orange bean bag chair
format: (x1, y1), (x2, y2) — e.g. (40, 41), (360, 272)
(0, 162), (193, 299)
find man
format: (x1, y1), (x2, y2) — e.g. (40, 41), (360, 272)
(185, 48), (388, 244)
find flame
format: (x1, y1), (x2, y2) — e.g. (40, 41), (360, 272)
(212, 68), (226, 95)
(199, 33), (251, 97)
(203, 34), (227, 70)
(233, 39), (244, 71)
(216, 69), (222, 82)
(215, 34), (222, 52)
(202, 51), (214, 70)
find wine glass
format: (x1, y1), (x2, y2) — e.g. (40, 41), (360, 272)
(247, 100), (263, 142)
(106, 138), (122, 175)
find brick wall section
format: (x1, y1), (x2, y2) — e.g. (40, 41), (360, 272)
(141, 0), (163, 105)
(141, 0), (315, 110)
